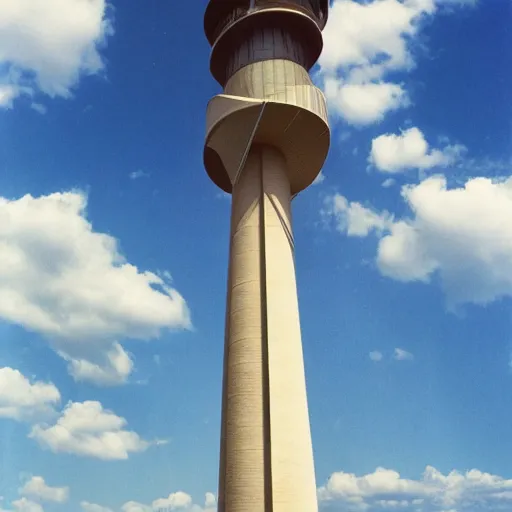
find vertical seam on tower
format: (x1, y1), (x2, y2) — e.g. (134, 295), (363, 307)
(259, 146), (274, 512)
(233, 102), (266, 186)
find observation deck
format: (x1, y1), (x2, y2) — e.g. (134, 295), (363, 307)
(205, 0), (328, 85)
(203, 0), (330, 197)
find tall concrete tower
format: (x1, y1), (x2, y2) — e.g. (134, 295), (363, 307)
(203, 1), (330, 511)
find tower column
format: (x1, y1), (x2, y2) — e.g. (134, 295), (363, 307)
(219, 145), (318, 512)
(204, 2), (330, 509)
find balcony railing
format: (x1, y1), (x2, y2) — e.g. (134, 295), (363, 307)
(211, 6), (250, 44)
(210, 0), (322, 45)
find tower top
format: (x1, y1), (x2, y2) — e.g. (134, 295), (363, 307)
(204, 0), (329, 46)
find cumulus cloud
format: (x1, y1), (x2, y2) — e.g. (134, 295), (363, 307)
(203, 494), (216, 509)
(369, 127), (466, 173)
(0, 0), (113, 106)
(0, 191), (191, 385)
(30, 401), (150, 460)
(152, 492), (192, 510)
(123, 492), (217, 512)
(394, 348), (414, 361)
(322, 195), (393, 237)
(324, 175), (512, 307)
(318, 0), (474, 125)
(19, 477), (68, 504)
(369, 351), (384, 362)
(318, 0), (436, 125)
(323, 79), (409, 126)
(11, 499), (43, 512)
(0, 368), (60, 422)
(318, 465), (512, 511)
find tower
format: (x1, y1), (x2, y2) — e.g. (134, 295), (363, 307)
(203, 2), (330, 511)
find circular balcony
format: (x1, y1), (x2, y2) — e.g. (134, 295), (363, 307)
(203, 59), (330, 195)
(208, 6), (324, 85)
(205, 1), (329, 47)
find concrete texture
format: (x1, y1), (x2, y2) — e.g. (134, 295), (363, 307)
(203, 2), (330, 510)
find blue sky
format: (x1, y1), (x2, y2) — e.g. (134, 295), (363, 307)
(0, 1), (511, 511)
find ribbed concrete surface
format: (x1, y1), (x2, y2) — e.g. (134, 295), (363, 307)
(218, 145), (318, 512)
(220, 148), (266, 511)
(205, 58), (329, 195)
(262, 147), (317, 512)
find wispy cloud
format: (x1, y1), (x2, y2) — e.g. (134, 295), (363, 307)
(313, 171), (326, 185)
(216, 191), (231, 201)
(30, 103), (47, 115)
(394, 348), (414, 361)
(129, 170), (150, 180)
(369, 351), (383, 362)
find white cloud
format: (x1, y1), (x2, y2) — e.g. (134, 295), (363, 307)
(369, 351), (384, 362)
(204, 494), (216, 509)
(324, 175), (512, 307)
(0, 191), (191, 385)
(61, 343), (134, 387)
(0, 368), (60, 422)
(19, 477), (68, 503)
(152, 492), (192, 510)
(0, 0), (113, 106)
(0, 85), (17, 109)
(30, 103), (47, 115)
(320, 0), (435, 73)
(11, 499), (43, 512)
(121, 503), (151, 512)
(80, 503), (113, 512)
(322, 195), (393, 237)
(382, 178), (396, 188)
(369, 127), (466, 173)
(324, 79), (409, 126)
(129, 171), (150, 180)
(378, 176), (512, 305)
(394, 348), (414, 361)
(318, 0), (474, 125)
(318, 0), (436, 125)
(313, 171), (326, 185)
(30, 400), (149, 460)
(123, 492), (217, 512)
(216, 191), (232, 201)
(318, 465), (512, 511)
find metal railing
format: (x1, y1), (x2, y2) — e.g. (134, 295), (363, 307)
(211, 0), (321, 44)
(211, 6), (249, 43)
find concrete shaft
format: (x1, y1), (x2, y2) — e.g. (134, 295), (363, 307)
(219, 145), (317, 512)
